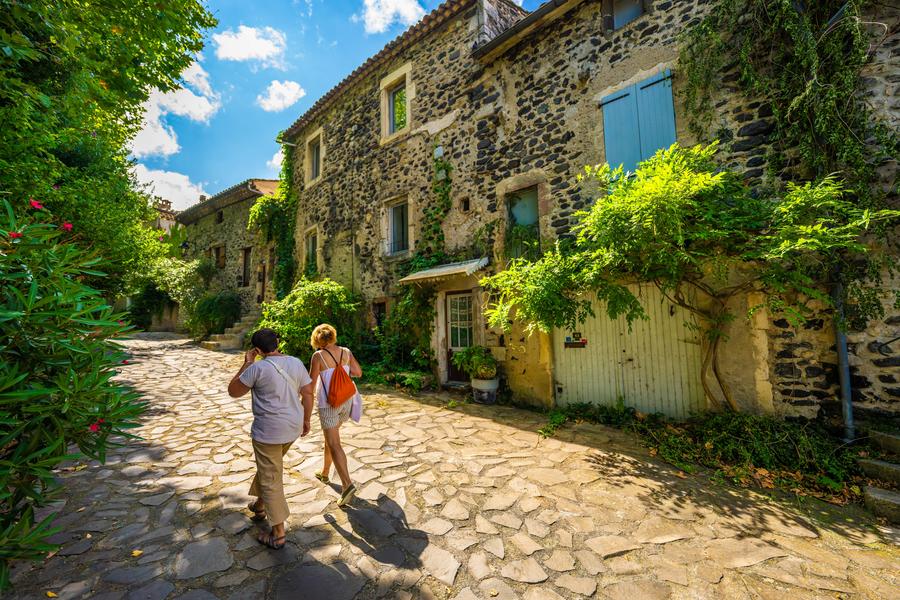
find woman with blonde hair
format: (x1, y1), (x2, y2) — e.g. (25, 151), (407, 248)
(308, 323), (362, 507)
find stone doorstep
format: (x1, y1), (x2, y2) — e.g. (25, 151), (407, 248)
(870, 430), (900, 456)
(864, 486), (900, 524)
(858, 458), (900, 486)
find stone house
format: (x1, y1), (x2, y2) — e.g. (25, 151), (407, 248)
(275, 0), (898, 419)
(177, 179), (279, 313)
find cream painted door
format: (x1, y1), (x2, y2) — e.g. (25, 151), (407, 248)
(553, 283), (706, 419)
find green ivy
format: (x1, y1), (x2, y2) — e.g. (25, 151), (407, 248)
(418, 148), (454, 256)
(248, 143), (297, 298)
(679, 0), (899, 205)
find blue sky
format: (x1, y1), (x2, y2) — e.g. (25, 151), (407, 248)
(133, 0), (542, 210)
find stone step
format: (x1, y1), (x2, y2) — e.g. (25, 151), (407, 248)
(864, 486), (900, 524)
(870, 430), (900, 456)
(859, 458), (900, 486)
(200, 340), (221, 351)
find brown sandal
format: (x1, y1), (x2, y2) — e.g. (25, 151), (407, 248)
(247, 501), (267, 522)
(257, 532), (286, 550)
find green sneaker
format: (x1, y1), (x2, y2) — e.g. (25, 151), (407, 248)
(337, 483), (356, 507)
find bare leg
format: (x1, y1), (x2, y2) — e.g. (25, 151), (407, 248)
(321, 438), (333, 479)
(323, 427), (352, 489)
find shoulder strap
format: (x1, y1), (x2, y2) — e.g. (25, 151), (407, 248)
(265, 357), (299, 393)
(323, 347), (339, 367)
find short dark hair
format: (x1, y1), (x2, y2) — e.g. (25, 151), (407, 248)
(251, 328), (279, 353)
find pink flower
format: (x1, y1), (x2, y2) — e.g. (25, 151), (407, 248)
(89, 422), (100, 433)
(8, 232), (22, 239)
(98, 418), (105, 424)
(52, 183), (61, 190)
(158, 236), (165, 241)
(117, 320), (125, 325)
(122, 360), (128, 364)
(61, 222), (73, 232)
(30, 199), (43, 210)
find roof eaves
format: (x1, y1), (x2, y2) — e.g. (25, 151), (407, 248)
(176, 179), (277, 225)
(281, 0), (476, 142)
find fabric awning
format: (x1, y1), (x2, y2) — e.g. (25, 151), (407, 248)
(398, 257), (489, 285)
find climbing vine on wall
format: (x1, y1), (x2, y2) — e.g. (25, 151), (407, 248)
(377, 146), (456, 371)
(680, 0), (898, 205)
(418, 146), (455, 256)
(248, 143), (297, 299)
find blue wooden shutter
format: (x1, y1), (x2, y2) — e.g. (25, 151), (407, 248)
(636, 70), (676, 162)
(600, 85), (641, 174)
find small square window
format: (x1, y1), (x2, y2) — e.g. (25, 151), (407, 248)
(613, 0), (644, 29)
(216, 211), (224, 224)
(389, 83), (407, 134)
(460, 197), (471, 213)
(388, 202), (409, 254)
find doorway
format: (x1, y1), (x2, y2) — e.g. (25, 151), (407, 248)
(446, 291), (474, 382)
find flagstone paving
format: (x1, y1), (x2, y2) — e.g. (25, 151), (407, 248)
(11, 333), (900, 599)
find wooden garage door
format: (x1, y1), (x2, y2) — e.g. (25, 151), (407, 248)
(553, 284), (706, 419)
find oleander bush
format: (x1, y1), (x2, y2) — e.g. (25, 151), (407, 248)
(0, 200), (144, 587)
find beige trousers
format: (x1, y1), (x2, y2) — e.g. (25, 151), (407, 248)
(248, 439), (293, 525)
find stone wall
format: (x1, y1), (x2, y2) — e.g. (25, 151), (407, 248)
(182, 196), (272, 314)
(284, 0), (899, 414)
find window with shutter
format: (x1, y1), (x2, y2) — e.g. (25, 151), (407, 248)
(600, 70), (676, 174)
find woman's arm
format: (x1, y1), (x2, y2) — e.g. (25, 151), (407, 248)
(347, 349), (362, 378)
(308, 351), (321, 387)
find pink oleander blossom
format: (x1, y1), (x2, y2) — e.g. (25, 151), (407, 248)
(30, 199), (43, 210)
(8, 232), (22, 239)
(62, 222), (73, 232)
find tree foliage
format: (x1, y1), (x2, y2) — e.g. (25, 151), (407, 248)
(482, 144), (899, 410)
(0, 200), (144, 587)
(257, 278), (362, 365)
(0, 0), (216, 291)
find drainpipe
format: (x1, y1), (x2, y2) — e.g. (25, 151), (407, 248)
(831, 274), (855, 442)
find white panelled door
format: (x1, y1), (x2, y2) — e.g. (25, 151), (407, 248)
(553, 284), (707, 419)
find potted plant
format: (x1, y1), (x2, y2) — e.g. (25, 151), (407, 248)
(451, 346), (500, 404)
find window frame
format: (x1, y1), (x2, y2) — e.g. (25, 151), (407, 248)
(381, 195), (414, 258)
(304, 127), (325, 186)
(213, 245), (226, 269)
(379, 62), (412, 145)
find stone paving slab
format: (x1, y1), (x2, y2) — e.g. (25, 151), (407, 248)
(9, 333), (900, 599)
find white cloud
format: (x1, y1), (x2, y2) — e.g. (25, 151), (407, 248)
(133, 164), (207, 211)
(212, 26), (287, 69)
(267, 148), (285, 171)
(256, 80), (306, 112)
(354, 0), (426, 34)
(131, 62), (221, 159)
(131, 101), (180, 158)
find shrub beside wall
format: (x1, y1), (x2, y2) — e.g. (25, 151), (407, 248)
(257, 278), (361, 364)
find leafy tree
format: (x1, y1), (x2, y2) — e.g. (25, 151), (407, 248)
(0, 200), (145, 588)
(257, 278), (361, 364)
(0, 0), (216, 291)
(482, 144), (899, 410)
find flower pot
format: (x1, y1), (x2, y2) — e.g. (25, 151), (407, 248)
(472, 377), (499, 404)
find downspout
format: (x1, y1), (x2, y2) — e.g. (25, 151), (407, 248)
(831, 273), (855, 442)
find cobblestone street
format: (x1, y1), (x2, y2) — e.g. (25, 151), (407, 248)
(11, 334), (900, 599)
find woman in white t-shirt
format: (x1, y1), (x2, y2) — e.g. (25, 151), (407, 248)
(228, 328), (313, 549)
